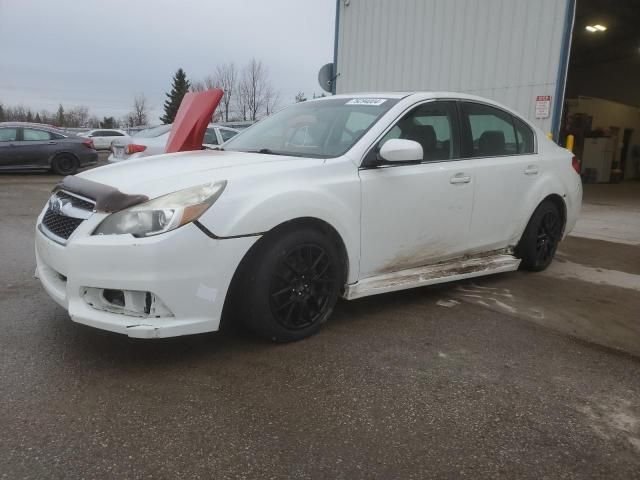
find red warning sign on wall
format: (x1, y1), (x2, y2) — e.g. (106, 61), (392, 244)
(535, 95), (552, 119)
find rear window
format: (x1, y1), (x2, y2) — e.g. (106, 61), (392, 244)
(23, 129), (52, 141)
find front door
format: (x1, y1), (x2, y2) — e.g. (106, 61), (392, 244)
(359, 101), (474, 278)
(11, 128), (57, 168)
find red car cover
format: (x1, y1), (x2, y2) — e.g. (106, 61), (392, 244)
(164, 88), (224, 153)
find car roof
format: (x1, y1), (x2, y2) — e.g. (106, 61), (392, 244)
(0, 122), (68, 134)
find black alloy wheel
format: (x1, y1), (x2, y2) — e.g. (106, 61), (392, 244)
(229, 227), (343, 342)
(518, 200), (562, 271)
(51, 154), (78, 175)
(269, 244), (335, 331)
(535, 210), (561, 265)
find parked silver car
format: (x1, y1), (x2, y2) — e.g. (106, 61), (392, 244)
(108, 124), (239, 163)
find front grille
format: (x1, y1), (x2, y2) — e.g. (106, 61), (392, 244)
(56, 190), (95, 211)
(40, 190), (95, 243)
(42, 208), (84, 240)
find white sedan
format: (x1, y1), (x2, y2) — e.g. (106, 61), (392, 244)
(79, 129), (131, 150)
(35, 92), (581, 342)
(108, 124), (239, 163)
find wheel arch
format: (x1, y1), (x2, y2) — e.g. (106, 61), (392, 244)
(48, 150), (80, 169)
(220, 216), (350, 330)
(543, 193), (568, 236)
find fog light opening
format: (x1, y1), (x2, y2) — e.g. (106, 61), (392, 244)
(103, 289), (125, 307)
(82, 287), (174, 318)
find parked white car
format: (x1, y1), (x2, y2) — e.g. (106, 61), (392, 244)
(35, 92), (581, 342)
(79, 129), (131, 150)
(108, 124), (239, 163)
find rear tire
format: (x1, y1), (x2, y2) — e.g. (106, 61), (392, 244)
(232, 227), (342, 342)
(517, 200), (562, 271)
(51, 154), (78, 175)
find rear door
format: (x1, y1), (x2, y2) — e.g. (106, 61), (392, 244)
(459, 101), (538, 253)
(0, 127), (19, 168)
(359, 100), (475, 277)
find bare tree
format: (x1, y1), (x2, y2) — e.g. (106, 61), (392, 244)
(264, 85), (280, 116)
(214, 63), (237, 122)
(237, 59), (274, 122)
(66, 106), (89, 127)
(190, 76), (223, 122)
(131, 94), (150, 126)
(295, 91), (307, 103)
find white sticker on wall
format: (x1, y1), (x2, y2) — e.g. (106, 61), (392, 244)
(345, 98), (387, 106)
(196, 284), (218, 303)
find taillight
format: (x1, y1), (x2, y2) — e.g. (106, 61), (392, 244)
(82, 139), (94, 149)
(572, 156), (580, 174)
(126, 144), (147, 154)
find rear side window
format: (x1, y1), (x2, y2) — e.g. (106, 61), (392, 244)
(461, 102), (517, 157)
(514, 117), (535, 154)
(204, 128), (219, 145)
(219, 128), (237, 142)
(0, 128), (18, 142)
(23, 129), (52, 141)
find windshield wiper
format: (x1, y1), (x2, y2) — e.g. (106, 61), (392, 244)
(246, 148), (278, 155)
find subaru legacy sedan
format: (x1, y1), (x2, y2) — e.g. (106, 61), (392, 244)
(35, 93), (581, 342)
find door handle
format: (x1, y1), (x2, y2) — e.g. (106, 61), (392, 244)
(524, 165), (539, 175)
(48, 141), (57, 145)
(450, 173), (471, 184)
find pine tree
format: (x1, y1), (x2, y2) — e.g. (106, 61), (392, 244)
(26, 110), (33, 122)
(0, 104), (4, 122)
(35, 113), (41, 123)
(56, 104), (65, 127)
(161, 68), (190, 124)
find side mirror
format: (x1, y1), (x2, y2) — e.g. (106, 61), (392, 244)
(379, 139), (423, 163)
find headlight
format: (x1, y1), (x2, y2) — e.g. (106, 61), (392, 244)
(93, 181), (226, 237)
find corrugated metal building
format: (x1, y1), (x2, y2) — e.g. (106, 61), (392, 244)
(333, 0), (574, 137)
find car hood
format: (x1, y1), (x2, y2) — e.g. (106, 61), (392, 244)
(77, 149), (315, 198)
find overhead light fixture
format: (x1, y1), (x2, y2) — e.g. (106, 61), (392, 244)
(586, 24), (607, 32)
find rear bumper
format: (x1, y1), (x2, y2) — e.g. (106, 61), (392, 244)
(35, 213), (258, 338)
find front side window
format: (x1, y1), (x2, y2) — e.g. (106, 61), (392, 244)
(223, 97), (399, 158)
(461, 102), (520, 157)
(0, 128), (18, 142)
(23, 129), (52, 141)
(373, 101), (458, 162)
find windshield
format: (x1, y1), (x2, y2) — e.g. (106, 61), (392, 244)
(134, 124), (172, 138)
(223, 97), (399, 158)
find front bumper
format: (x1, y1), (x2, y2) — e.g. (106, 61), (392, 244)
(35, 213), (258, 338)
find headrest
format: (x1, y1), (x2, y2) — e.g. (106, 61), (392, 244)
(479, 130), (505, 155)
(406, 124), (437, 152)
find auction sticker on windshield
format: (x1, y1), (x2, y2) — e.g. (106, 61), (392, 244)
(345, 98), (387, 106)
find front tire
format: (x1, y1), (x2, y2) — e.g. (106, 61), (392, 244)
(517, 200), (562, 271)
(51, 154), (78, 175)
(233, 227), (342, 342)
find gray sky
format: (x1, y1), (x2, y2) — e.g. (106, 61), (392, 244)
(0, 0), (335, 121)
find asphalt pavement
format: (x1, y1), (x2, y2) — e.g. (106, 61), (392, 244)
(1, 161), (639, 479)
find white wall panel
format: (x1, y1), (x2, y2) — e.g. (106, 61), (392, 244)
(335, 0), (571, 133)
